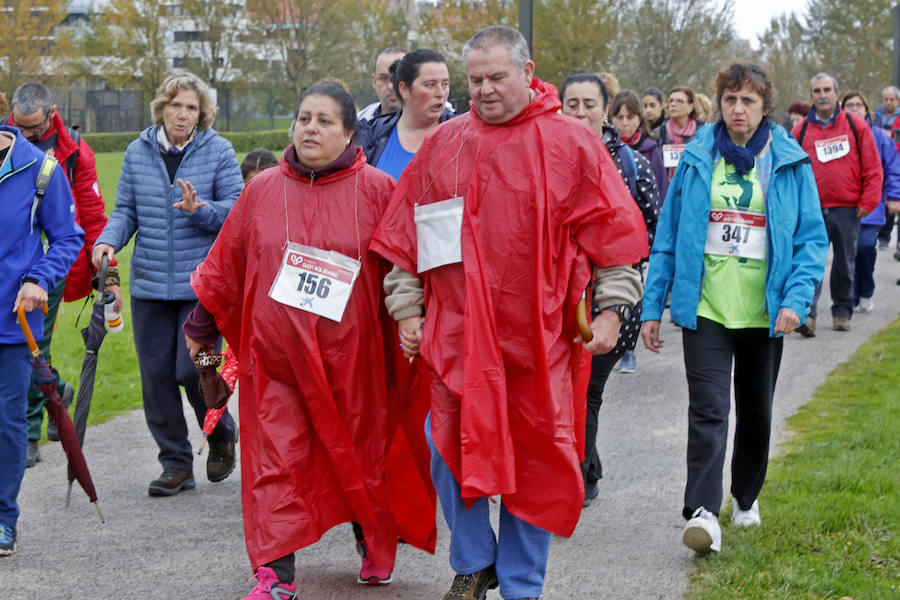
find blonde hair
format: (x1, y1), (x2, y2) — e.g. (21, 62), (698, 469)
(694, 93), (713, 122)
(150, 72), (217, 130)
(597, 72), (621, 98)
(0, 92), (7, 117)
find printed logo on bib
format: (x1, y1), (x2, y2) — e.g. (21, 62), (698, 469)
(268, 243), (361, 322)
(705, 210), (767, 260)
(814, 134), (850, 163)
(662, 144), (686, 168)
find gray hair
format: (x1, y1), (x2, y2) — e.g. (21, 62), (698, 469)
(810, 72), (838, 92)
(11, 82), (52, 116)
(882, 85), (899, 98)
(462, 26), (530, 71)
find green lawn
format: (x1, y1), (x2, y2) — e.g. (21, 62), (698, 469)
(687, 321), (900, 599)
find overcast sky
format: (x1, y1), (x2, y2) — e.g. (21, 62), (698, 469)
(731, 0), (808, 47)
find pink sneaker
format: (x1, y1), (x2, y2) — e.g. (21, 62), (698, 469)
(242, 566), (297, 599)
(355, 540), (393, 585)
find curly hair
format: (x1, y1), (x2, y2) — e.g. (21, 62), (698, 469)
(150, 72), (217, 130)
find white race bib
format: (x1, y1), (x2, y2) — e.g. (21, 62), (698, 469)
(814, 135), (850, 163)
(662, 144), (686, 168)
(705, 210), (767, 260)
(415, 196), (464, 273)
(268, 243), (361, 322)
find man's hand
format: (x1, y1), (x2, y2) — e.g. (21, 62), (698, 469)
(185, 334), (204, 360)
(857, 205), (872, 218)
(576, 310), (620, 355)
(13, 282), (48, 313)
(773, 307), (801, 336)
(397, 316), (423, 361)
(173, 179), (207, 214)
(641, 320), (664, 353)
(92, 243), (115, 269)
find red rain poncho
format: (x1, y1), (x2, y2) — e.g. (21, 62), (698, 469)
(370, 79), (648, 536)
(191, 148), (435, 571)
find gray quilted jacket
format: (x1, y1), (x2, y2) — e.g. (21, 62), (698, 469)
(95, 126), (242, 300)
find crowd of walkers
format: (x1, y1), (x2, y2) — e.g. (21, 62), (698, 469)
(3, 23), (900, 600)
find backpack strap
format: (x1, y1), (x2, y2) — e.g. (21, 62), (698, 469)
(796, 119), (809, 146)
(65, 126), (80, 185)
(31, 153), (58, 236)
(615, 143), (640, 200)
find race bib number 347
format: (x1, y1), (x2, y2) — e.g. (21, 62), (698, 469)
(268, 242), (361, 322)
(705, 210), (767, 260)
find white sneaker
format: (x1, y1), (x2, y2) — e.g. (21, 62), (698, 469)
(683, 507), (721, 553)
(855, 297), (874, 313)
(732, 498), (761, 526)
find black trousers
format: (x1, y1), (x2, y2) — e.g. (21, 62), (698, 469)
(131, 297), (234, 471)
(581, 352), (620, 490)
(681, 317), (782, 519)
(811, 206), (860, 320)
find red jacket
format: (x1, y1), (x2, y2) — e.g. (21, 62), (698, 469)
(191, 148), (435, 571)
(7, 111), (108, 301)
(791, 107), (882, 212)
(371, 79), (648, 537)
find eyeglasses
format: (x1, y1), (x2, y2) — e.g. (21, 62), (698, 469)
(16, 113), (50, 136)
(844, 101), (865, 109)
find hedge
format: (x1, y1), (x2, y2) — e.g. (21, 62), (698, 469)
(83, 129), (291, 153)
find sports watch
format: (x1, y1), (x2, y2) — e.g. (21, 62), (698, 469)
(602, 304), (632, 323)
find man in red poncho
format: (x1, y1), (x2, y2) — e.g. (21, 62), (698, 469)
(370, 26), (648, 600)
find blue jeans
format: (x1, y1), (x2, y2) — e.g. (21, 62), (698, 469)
(854, 224), (880, 301)
(0, 343), (33, 529)
(425, 413), (552, 599)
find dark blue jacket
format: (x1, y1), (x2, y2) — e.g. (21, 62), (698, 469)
(357, 107), (457, 167)
(0, 126), (84, 343)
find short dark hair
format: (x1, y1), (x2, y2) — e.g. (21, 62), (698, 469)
(391, 48), (447, 102)
(641, 87), (664, 104)
(297, 83), (358, 139)
(560, 70), (609, 111)
(610, 89), (651, 136)
(241, 148), (278, 181)
(714, 62), (776, 118)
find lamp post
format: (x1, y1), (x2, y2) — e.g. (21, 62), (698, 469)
(519, 0), (533, 55)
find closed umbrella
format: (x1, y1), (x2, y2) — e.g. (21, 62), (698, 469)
(17, 303), (104, 522)
(195, 345), (237, 455)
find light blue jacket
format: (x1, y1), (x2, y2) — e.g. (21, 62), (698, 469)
(95, 126), (242, 300)
(642, 122), (828, 336)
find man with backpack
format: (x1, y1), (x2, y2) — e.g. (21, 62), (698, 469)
(791, 73), (882, 334)
(6, 83), (113, 466)
(0, 123), (84, 556)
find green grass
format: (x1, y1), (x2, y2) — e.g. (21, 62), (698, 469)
(687, 321), (900, 599)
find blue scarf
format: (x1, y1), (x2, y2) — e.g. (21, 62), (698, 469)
(713, 118), (771, 175)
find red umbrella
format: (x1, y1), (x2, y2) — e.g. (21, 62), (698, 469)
(17, 304), (104, 522)
(195, 346), (237, 455)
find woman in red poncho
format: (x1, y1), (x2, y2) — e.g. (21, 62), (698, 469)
(183, 83), (435, 600)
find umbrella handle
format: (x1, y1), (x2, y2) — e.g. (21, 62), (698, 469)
(16, 302), (49, 357)
(576, 292), (593, 342)
(95, 254), (110, 307)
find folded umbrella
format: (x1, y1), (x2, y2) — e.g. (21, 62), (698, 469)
(17, 303), (104, 523)
(67, 255), (111, 507)
(195, 346), (237, 455)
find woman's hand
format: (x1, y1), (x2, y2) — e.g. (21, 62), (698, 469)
(774, 307), (800, 336)
(576, 310), (620, 355)
(92, 243), (115, 269)
(173, 179), (207, 214)
(106, 285), (123, 313)
(397, 316), (423, 361)
(185, 334), (204, 360)
(641, 320), (664, 353)
(13, 282), (47, 313)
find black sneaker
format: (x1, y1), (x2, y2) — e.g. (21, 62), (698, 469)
(207, 429), (237, 483)
(25, 440), (41, 468)
(47, 383), (75, 441)
(148, 468), (196, 497)
(442, 565), (498, 600)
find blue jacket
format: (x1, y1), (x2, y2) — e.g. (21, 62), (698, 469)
(95, 126), (242, 300)
(0, 126), (84, 343)
(642, 122), (828, 336)
(873, 105), (898, 131)
(357, 106), (457, 167)
(861, 121), (900, 226)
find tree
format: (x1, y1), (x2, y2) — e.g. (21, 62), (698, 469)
(178, 0), (247, 89)
(0, 0), (72, 93)
(79, 0), (168, 99)
(610, 0), (736, 94)
(241, 0), (409, 113)
(755, 12), (816, 109)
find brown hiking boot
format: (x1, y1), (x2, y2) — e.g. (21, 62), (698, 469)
(148, 468), (195, 497)
(207, 429), (238, 483)
(833, 316), (851, 331)
(442, 565), (498, 600)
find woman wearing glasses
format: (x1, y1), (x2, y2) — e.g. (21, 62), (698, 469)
(654, 86), (705, 181)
